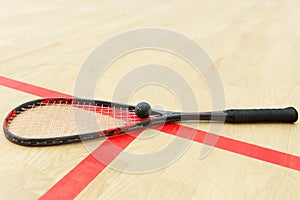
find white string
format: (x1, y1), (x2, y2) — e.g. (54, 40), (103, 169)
(7, 100), (138, 139)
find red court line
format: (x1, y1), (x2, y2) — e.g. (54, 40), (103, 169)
(0, 76), (71, 98)
(158, 125), (300, 171)
(1, 76), (300, 199)
(40, 132), (142, 200)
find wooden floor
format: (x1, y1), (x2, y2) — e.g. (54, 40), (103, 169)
(1, 0), (300, 199)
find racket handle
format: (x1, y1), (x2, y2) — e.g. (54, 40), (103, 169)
(224, 107), (298, 123)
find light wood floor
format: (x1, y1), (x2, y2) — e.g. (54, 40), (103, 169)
(0, 0), (300, 199)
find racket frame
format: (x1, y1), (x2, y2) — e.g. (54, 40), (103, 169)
(3, 98), (163, 146)
(3, 98), (298, 146)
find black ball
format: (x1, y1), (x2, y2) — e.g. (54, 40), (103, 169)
(135, 102), (151, 118)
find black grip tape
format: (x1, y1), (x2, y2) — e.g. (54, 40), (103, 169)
(225, 107), (298, 123)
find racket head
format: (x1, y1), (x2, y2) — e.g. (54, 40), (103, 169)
(3, 98), (163, 146)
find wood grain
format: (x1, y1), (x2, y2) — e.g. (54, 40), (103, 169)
(0, 0), (299, 199)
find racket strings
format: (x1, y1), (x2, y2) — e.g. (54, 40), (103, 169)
(7, 100), (138, 139)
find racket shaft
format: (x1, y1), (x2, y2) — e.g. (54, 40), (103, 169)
(169, 112), (225, 122)
(160, 107), (298, 123)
